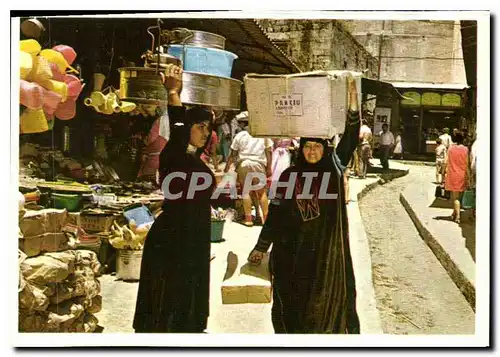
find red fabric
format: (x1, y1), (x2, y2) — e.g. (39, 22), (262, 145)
(445, 144), (469, 192)
(201, 131), (218, 161)
(138, 119), (168, 179)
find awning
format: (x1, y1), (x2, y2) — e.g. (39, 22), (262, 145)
(390, 82), (469, 90)
(362, 78), (397, 97)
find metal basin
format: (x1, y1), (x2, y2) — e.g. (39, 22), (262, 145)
(118, 67), (242, 110)
(166, 28), (226, 50)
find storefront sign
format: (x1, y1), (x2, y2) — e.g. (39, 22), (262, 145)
(422, 92), (442, 106)
(374, 107), (392, 135)
(441, 93), (462, 107)
(400, 92), (421, 106)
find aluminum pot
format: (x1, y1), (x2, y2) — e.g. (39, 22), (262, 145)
(166, 28), (226, 50)
(118, 67), (242, 110)
(181, 71), (242, 110)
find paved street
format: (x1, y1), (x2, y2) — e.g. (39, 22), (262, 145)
(95, 163), (475, 335)
(358, 164), (475, 334)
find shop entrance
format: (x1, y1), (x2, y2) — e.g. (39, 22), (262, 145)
(400, 108), (420, 154)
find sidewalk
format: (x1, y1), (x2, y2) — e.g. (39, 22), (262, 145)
(207, 159), (409, 334)
(400, 172), (476, 310)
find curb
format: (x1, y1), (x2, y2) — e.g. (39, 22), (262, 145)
(396, 160), (436, 167)
(351, 167), (409, 334)
(399, 192), (476, 311)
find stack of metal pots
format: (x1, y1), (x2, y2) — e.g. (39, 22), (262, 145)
(118, 25), (242, 110)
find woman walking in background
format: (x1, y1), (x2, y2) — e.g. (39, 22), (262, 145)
(444, 131), (469, 224)
(393, 130), (403, 159)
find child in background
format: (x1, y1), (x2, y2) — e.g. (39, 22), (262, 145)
(435, 138), (447, 184)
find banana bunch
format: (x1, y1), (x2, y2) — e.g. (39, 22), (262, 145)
(109, 220), (151, 250)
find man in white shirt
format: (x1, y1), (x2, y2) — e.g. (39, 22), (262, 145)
(439, 127), (452, 149)
(224, 112), (273, 227)
(378, 123), (395, 170)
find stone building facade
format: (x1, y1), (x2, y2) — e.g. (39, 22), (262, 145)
(257, 19), (379, 78)
(340, 20), (467, 84)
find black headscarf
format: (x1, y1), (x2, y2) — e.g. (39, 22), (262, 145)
(159, 106), (213, 181)
(296, 137), (334, 172)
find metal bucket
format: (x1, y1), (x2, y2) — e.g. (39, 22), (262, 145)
(118, 67), (242, 110)
(182, 71), (242, 110)
(116, 249), (143, 281)
(167, 28), (226, 50)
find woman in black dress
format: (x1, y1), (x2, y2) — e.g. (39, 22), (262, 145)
(133, 64), (215, 333)
(248, 76), (361, 334)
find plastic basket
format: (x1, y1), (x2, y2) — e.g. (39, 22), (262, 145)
(211, 220), (225, 242)
(52, 193), (82, 212)
(167, 45), (237, 78)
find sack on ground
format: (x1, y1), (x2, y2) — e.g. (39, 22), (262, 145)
(18, 276), (50, 311)
(21, 254), (71, 285)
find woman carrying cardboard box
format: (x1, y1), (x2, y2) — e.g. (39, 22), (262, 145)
(247, 76), (361, 334)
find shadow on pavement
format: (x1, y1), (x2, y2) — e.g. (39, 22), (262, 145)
(460, 212), (476, 262)
(432, 213), (476, 262)
(430, 198), (454, 209)
(223, 251), (238, 281)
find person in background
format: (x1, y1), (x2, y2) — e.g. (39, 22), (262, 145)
(219, 116), (232, 162)
(270, 137), (298, 186)
(439, 127), (452, 150)
(435, 138), (447, 184)
(224, 112), (273, 227)
(469, 137), (477, 219)
(200, 129), (221, 172)
(358, 134), (371, 179)
(378, 123), (394, 170)
(137, 109), (169, 184)
(444, 131), (469, 224)
(393, 130), (403, 160)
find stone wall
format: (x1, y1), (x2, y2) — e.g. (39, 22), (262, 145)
(257, 19), (379, 79)
(341, 20), (467, 84)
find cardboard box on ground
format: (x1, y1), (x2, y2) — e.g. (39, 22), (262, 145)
(244, 71), (363, 139)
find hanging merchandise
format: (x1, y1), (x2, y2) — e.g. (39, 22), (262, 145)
(20, 108), (49, 134)
(20, 39), (42, 56)
(28, 56), (53, 83)
(39, 49), (79, 75)
(20, 80), (44, 110)
(18, 37), (84, 134)
(20, 51), (33, 80)
(63, 126), (71, 153)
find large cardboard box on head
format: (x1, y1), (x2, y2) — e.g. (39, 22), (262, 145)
(244, 71), (362, 139)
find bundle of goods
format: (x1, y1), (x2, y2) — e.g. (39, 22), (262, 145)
(244, 70), (363, 139)
(19, 40), (84, 134)
(118, 26), (242, 110)
(108, 220), (151, 250)
(19, 208), (77, 258)
(18, 249), (102, 332)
